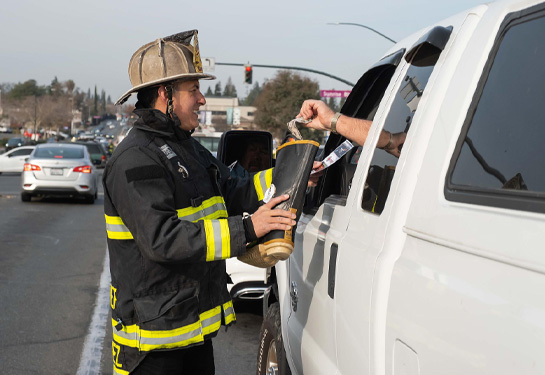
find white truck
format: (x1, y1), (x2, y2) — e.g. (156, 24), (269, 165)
(257, 0), (545, 374)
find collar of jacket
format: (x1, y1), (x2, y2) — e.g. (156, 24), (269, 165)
(133, 108), (192, 141)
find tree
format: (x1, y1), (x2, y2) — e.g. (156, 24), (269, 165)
(214, 82), (222, 96)
(254, 71), (321, 141)
(8, 80), (46, 99)
(93, 86), (98, 116)
(50, 77), (63, 96)
(222, 77), (237, 97)
(65, 80), (75, 95)
(240, 81), (261, 106)
(205, 86), (213, 96)
(101, 89), (106, 113)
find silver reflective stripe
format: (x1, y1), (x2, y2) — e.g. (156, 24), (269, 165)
(180, 202), (227, 222)
(106, 222), (130, 233)
(112, 323), (203, 350)
(202, 312), (221, 330)
(224, 304), (235, 318)
(139, 327), (202, 347)
(258, 171), (268, 197)
(211, 220), (223, 260)
(112, 328), (138, 343)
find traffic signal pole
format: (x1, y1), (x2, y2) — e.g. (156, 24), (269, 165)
(217, 62), (355, 87)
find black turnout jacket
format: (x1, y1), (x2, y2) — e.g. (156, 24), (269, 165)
(102, 109), (272, 374)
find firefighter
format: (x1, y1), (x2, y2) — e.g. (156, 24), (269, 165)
(103, 30), (296, 375)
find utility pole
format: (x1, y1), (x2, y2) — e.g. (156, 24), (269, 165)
(34, 95), (37, 140)
(327, 22), (396, 44)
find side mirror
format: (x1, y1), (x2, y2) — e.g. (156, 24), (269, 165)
(217, 130), (273, 171)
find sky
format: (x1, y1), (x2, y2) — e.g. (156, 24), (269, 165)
(1, 0), (490, 105)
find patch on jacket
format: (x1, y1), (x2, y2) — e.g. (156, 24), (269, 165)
(125, 166), (164, 183)
(159, 144), (177, 159)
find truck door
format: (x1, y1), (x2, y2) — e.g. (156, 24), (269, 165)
(285, 50), (404, 375)
(332, 26), (453, 375)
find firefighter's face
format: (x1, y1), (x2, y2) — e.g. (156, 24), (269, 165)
(172, 80), (206, 131)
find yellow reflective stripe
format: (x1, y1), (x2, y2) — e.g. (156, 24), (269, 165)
(223, 300), (236, 325)
(177, 196), (227, 222)
(113, 365), (129, 375)
(112, 319), (203, 351)
(105, 196), (227, 241)
(139, 323), (203, 351)
(203, 219), (230, 261)
(110, 301), (235, 353)
(265, 168), (273, 187)
(111, 322), (139, 348)
(204, 220), (215, 261)
(200, 306), (222, 336)
(110, 285), (117, 309)
(254, 168), (273, 201)
(220, 219), (231, 259)
(112, 341), (127, 375)
(105, 214), (133, 240)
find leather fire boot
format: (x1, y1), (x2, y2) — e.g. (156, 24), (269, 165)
(239, 138), (319, 268)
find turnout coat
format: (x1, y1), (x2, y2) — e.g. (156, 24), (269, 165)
(102, 109), (272, 374)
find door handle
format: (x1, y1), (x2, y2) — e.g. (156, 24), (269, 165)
(328, 243), (339, 299)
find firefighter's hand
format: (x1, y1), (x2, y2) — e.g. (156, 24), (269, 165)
(251, 194), (296, 238)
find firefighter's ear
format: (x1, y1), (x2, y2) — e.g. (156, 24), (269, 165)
(157, 86), (168, 101)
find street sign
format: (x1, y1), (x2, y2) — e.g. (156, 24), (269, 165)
(233, 108), (241, 126)
(320, 90), (351, 98)
(202, 57), (216, 72)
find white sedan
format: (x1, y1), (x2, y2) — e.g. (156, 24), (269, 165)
(0, 146), (35, 174)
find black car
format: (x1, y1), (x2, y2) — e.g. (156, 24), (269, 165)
(5, 137), (25, 151)
(61, 141), (109, 168)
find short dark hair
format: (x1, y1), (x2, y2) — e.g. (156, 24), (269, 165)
(135, 86), (160, 109)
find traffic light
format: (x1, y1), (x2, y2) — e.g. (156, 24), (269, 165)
(244, 65), (253, 84)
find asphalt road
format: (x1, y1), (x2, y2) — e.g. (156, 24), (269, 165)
(0, 171), (263, 375)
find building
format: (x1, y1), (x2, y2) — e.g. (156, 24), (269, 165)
(198, 96), (256, 132)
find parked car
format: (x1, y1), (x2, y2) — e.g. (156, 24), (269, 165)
(245, 1), (545, 374)
(63, 141), (109, 168)
(5, 137), (26, 151)
(0, 125), (12, 133)
(21, 143), (99, 203)
(0, 146), (35, 174)
(193, 132), (223, 157)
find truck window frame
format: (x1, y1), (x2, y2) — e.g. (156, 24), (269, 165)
(445, 3), (545, 214)
(304, 49), (405, 214)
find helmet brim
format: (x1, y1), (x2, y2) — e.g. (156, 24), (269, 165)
(115, 72), (216, 105)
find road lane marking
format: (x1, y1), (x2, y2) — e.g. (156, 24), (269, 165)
(77, 247), (110, 375)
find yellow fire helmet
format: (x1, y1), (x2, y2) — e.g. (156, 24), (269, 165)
(115, 29), (215, 105)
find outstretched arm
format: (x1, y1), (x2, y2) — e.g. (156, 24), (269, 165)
(298, 99), (405, 157)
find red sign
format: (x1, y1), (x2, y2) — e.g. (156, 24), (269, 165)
(320, 90), (351, 98)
